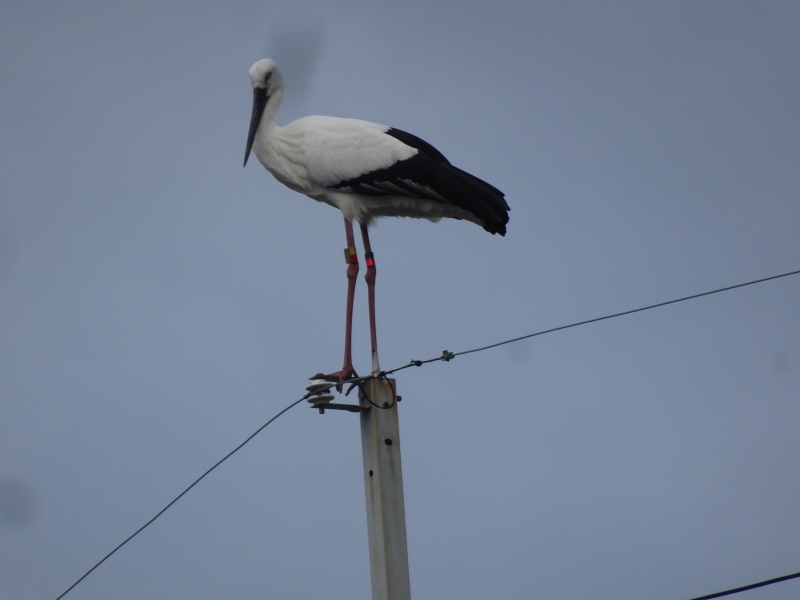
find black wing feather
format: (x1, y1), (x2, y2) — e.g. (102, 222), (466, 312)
(332, 127), (510, 235)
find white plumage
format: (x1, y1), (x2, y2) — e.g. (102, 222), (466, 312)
(244, 58), (508, 233)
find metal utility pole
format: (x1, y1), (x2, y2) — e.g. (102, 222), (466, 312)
(306, 376), (410, 599)
(359, 378), (411, 600)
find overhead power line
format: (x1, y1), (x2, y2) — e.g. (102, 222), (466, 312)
(53, 397), (307, 600)
(53, 267), (800, 599)
(380, 268), (800, 377)
(688, 570), (800, 599)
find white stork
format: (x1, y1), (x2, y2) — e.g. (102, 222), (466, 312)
(243, 58), (509, 386)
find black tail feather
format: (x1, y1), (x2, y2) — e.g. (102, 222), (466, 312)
(447, 166), (509, 236)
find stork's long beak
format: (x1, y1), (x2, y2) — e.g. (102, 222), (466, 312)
(243, 87), (268, 167)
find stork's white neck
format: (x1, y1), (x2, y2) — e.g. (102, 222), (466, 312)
(251, 96), (315, 195)
(261, 87), (284, 131)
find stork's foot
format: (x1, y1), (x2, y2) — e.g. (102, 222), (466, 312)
(310, 367), (359, 394)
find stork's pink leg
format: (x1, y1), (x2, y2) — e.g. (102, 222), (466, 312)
(360, 223), (380, 375)
(323, 218), (359, 389)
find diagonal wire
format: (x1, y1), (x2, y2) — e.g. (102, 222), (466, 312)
(688, 570), (800, 599)
(54, 396), (307, 600)
(381, 268), (800, 377)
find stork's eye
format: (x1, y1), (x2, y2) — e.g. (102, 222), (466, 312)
(263, 71), (272, 86)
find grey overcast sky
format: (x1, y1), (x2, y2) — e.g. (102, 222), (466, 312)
(2, 2), (799, 599)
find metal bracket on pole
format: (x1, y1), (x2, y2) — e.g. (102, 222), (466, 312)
(359, 378), (411, 600)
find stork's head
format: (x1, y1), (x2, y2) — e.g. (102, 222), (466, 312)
(244, 59), (284, 167)
(248, 58), (283, 93)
